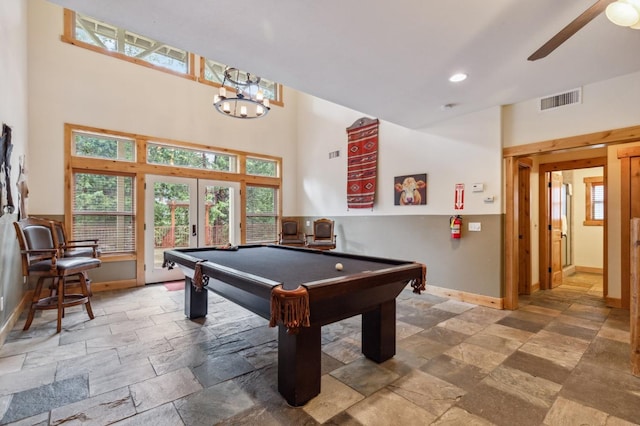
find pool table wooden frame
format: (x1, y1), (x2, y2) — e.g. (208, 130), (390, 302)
(163, 244), (424, 406)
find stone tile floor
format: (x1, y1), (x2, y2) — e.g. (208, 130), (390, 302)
(0, 273), (639, 425)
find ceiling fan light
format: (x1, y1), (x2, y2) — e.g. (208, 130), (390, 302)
(606, 1), (640, 27)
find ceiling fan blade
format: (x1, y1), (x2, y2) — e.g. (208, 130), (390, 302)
(528, 0), (615, 61)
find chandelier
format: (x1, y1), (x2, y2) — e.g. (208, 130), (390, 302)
(213, 67), (271, 119)
(606, 0), (640, 29)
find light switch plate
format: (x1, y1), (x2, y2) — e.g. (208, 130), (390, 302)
(468, 222), (481, 231)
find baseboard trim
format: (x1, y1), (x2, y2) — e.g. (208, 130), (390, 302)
(530, 282), (540, 293)
(0, 290), (33, 347)
(92, 279), (139, 292)
(425, 285), (503, 310)
(605, 296), (622, 308)
(575, 266), (604, 274)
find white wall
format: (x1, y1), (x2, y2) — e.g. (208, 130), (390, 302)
(506, 72), (640, 300)
(503, 71), (640, 147)
(296, 94), (503, 217)
(571, 167), (604, 269)
(0, 0), (29, 333)
(27, 0), (300, 216)
(0, 0), (28, 206)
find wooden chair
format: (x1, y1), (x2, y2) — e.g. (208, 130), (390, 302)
(305, 218), (336, 250)
(14, 217), (100, 333)
(279, 217), (305, 247)
(35, 218), (100, 296)
(50, 219), (100, 259)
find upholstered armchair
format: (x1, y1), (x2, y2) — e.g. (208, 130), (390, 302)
(279, 217), (306, 246)
(305, 218), (336, 250)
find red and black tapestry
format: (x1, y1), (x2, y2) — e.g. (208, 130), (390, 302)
(346, 117), (379, 209)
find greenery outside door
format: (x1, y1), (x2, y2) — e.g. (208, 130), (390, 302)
(144, 175), (239, 283)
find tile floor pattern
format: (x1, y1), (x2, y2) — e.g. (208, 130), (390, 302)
(0, 273), (638, 425)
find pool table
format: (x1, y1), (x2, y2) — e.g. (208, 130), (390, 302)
(163, 244), (425, 406)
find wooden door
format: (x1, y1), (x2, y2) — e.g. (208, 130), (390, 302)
(632, 157), (640, 222)
(550, 172), (563, 288)
(518, 163), (531, 294)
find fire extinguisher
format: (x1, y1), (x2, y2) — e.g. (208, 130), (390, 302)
(450, 215), (462, 239)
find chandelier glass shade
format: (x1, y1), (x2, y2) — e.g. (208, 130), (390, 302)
(606, 0), (640, 29)
(213, 67), (271, 119)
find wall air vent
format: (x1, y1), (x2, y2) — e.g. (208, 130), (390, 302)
(539, 88), (582, 111)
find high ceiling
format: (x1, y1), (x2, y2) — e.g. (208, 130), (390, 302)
(47, 0), (640, 129)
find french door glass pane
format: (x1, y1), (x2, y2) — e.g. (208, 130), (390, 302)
(153, 182), (190, 268)
(203, 185), (230, 245)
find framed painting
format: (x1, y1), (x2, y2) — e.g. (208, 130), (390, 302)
(394, 173), (427, 206)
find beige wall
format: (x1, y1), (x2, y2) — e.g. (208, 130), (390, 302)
(27, 0), (300, 216)
(571, 167), (604, 269)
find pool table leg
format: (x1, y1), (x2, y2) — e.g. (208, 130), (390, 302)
(184, 277), (208, 319)
(362, 299), (396, 362)
(278, 324), (321, 406)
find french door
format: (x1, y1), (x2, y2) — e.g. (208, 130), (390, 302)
(144, 175), (240, 283)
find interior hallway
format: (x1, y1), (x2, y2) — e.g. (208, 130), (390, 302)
(0, 272), (637, 425)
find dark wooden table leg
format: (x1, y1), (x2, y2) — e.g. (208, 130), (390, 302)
(362, 299), (396, 362)
(184, 277), (208, 319)
(278, 324), (321, 406)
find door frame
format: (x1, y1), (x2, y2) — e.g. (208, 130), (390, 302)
(517, 158), (532, 295)
(504, 124), (640, 310)
(144, 175), (241, 283)
(538, 158), (607, 292)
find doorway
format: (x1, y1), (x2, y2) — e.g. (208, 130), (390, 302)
(538, 159), (607, 294)
(144, 175), (240, 283)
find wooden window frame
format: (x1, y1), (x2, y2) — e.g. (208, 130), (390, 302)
(61, 9), (197, 81)
(198, 57), (284, 107)
(60, 10), (285, 108)
(584, 176), (604, 226)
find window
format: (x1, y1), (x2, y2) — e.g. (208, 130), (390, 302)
(201, 58), (283, 105)
(147, 143), (236, 172)
(246, 157), (278, 177)
(245, 186), (278, 243)
(73, 131), (135, 161)
(72, 172), (135, 253)
(584, 176), (604, 226)
(65, 11), (193, 77)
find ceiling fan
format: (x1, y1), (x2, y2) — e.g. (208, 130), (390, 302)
(528, 0), (615, 61)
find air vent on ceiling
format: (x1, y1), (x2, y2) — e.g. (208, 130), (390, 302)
(539, 88), (582, 111)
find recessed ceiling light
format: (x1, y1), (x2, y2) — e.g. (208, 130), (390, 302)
(449, 73), (467, 83)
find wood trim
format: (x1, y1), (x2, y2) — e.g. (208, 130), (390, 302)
(64, 122), (283, 286)
(618, 146), (640, 159)
(0, 290), (33, 347)
(425, 285), (504, 310)
(621, 156), (631, 309)
(60, 35), (198, 82)
(197, 58), (285, 108)
(136, 173), (146, 286)
(518, 157), (534, 168)
(504, 156), (518, 310)
(538, 171), (551, 290)
(503, 124), (640, 157)
(575, 266), (604, 274)
(606, 296), (622, 308)
(531, 282), (540, 293)
(91, 279), (138, 292)
(538, 157), (608, 293)
(68, 123), (283, 163)
(632, 218), (640, 375)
